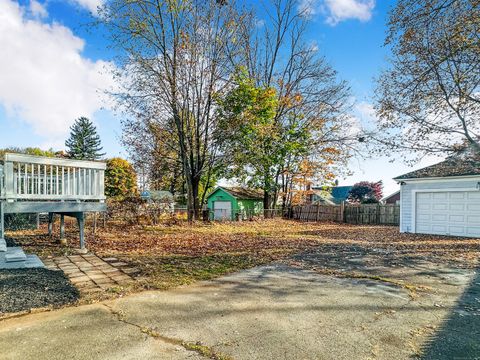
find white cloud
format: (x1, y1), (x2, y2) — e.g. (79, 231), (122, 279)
(298, 0), (318, 18)
(309, 40), (319, 52)
(70, 0), (103, 14)
(255, 18), (265, 28)
(0, 0), (115, 145)
(323, 0), (375, 25)
(355, 101), (376, 122)
(301, 0), (376, 25)
(29, 0), (47, 19)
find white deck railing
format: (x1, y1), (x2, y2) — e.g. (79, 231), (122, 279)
(0, 153), (106, 201)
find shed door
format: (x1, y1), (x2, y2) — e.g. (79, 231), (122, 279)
(214, 201), (232, 221)
(416, 191), (480, 237)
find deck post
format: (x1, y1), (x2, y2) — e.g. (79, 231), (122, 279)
(60, 214), (65, 240)
(0, 201), (5, 252)
(0, 202), (5, 241)
(48, 212), (54, 236)
(77, 212), (85, 250)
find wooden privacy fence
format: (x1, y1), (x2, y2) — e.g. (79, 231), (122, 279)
(291, 203), (400, 225)
(291, 204), (343, 222)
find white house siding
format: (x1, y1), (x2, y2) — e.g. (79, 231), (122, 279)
(400, 177), (480, 233)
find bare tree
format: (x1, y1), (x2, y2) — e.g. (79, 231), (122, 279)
(373, 0), (480, 159)
(122, 117), (185, 198)
(101, 0), (242, 220)
(232, 0), (356, 209)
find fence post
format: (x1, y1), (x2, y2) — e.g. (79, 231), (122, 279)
(316, 204), (320, 221)
(341, 202), (345, 223)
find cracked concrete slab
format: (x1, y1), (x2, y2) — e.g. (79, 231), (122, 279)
(105, 264), (476, 360)
(0, 263), (477, 360)
(0, 304), (203, 360)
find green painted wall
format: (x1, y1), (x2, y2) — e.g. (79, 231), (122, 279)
(207, 188), (264, 220)
(237, 198), (263, 217)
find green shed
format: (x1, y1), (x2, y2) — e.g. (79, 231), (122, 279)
(207, 187), (264, 221)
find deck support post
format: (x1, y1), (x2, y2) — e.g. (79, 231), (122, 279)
(0, 202), (5, 241)
(76, 212), (85, 250)
(0, 202), (5, 252)
(60, 214), (65, 240)
(48, 212), (54, 236)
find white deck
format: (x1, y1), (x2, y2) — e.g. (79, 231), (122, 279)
(0, 153), (105, 202)
(1, 153), (107, 250)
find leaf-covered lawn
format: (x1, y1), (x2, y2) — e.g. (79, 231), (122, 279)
(9, 219), (480, 292)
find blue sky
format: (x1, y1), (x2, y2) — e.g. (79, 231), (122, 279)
(0, 0), (440, 195)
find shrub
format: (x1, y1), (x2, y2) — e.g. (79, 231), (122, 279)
(105, 158), (138, 200)
(4, 214), (37, 231)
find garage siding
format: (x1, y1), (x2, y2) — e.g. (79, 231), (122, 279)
(400, 179), (480, 233)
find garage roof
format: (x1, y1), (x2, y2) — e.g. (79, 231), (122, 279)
(394, 147), (480, 180)
(221, 186), (264, 200)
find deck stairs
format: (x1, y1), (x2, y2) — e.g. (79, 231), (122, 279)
(0, 243), (44, 269)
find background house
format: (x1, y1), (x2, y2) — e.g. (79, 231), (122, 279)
(140, 190), (175, 210)
(207, 187), (264, 221)
(381, 190), (400, 205)
(309, 186), (353, 205)
(395, 149), (480, 237)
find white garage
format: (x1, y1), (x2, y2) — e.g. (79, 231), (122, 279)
(415, 191), (480, 237)
(395, 150), (480, 237)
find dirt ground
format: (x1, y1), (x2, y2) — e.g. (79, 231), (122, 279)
(8, 219), (480, 292)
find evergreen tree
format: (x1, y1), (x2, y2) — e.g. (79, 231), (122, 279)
(65, 117), (105, 160)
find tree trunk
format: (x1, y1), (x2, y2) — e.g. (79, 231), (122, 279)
(263, 191), (271, 218)
(187, 175), (202, 222)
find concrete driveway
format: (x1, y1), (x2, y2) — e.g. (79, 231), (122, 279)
(0, 261), (478, 360)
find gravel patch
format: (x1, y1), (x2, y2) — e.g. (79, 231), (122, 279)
(0, 269), (80, 314)
(5, 238), (17, 247)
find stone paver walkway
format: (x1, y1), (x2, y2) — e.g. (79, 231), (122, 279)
(42, 254), (139, 293)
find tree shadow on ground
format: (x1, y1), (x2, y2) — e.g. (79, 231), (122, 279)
(418, 264), (480, 359)
(298, 227), (480, 269)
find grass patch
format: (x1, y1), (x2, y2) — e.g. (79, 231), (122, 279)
(127, 252), (281, 290)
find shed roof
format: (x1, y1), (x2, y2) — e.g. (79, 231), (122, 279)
(218, 186), (264, 200)
(394, 147), (480, 180)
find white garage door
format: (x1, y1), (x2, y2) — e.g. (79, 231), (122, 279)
(416, 191), (480, 237)
(214, 201), (232, 221)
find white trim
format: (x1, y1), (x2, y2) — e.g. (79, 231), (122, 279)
(397, 175), (480, 183)
(399, 186), (403, 232)
(4, 153), (106, 170)
(411, 188), (479, 233)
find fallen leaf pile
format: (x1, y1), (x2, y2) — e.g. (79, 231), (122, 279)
(10, 219), (480, 267)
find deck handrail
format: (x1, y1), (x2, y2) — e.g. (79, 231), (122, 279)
(0, 153), (106, 202)
(3, 153), (106, 169)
